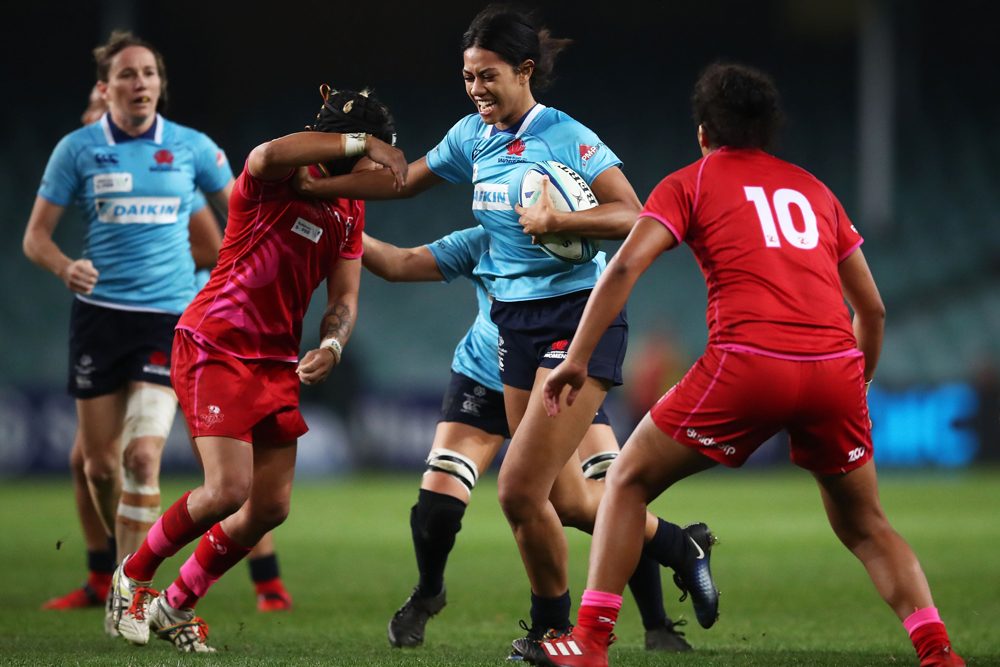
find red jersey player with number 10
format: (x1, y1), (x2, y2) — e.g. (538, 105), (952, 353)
(525, 64), (964, 667)
(107, 86), (407, 653)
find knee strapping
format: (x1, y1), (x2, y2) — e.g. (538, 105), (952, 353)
(412, 490), (466, 543)
(581, 451), (619, 481)
(424, 448), (479, 492)
(122, 386), (177, 444)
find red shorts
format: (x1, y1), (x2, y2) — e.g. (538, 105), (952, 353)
(171, 329), (308, 444)
(650, 346), (872, 474)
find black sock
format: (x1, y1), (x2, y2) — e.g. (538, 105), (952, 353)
(530, 590), (572, 631)
(643, 518), (692, 571)
(627, 553), (669, 630)
(248, 553), (281, 583)
(107, 536), (117, 567)
(411, 489), (466, 597)
(87, 548), (115, 576)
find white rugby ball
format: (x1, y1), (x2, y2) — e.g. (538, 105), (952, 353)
(518, 161), (602, 265)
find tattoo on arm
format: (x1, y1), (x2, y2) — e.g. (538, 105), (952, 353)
(321, 301), (354, 345)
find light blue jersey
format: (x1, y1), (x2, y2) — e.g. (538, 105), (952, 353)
(425, 105), (622, 302)
(426, 226), (502, 392)
(38, 112), (232, 313)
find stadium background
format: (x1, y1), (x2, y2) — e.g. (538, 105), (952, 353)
(0, 0), (998, 476)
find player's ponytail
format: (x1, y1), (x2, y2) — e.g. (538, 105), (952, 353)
(692, 62), (784, 151)
(462, 5), (571, 92)
(306, 85), (396, 176)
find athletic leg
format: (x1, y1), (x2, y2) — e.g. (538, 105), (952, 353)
(389, 421), (505, 648)
(77, 391), (127, 535)
(115, 382), (175, 561)
(814, 461), (964, 666)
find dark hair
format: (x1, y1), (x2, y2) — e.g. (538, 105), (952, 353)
(692, 63), (783, 151)
(461, 5), (571, 92)
(307, 86), (396, 176)
(93, 30), (168, 112)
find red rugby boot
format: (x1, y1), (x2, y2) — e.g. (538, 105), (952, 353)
(511, 626), (613, 667)
(42, 573), (111, 610)
(255, 578), (293, 612)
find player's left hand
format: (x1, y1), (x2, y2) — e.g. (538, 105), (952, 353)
(515, 176), (558, 238)
(542, 358), (589, 417)
(296, 348), (336, 385)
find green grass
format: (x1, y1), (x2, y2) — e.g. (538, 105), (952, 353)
(1, 470), (998, 666)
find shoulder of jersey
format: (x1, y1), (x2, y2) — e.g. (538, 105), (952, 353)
(525, 107), (593, 140)
(158, 117), (213, 145)
(61, 122), (107, 148)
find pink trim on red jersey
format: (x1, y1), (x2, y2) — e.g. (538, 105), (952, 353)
(673, 350), (728, 441)
(177, 326), (298, 363)
(339, 250), (363, 259)
(838, 239), (864, 263)
(716, 343), (863, 361)
(641, 212), (682, 244)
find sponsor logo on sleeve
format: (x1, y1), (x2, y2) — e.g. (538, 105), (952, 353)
(472, 183), (512, 211)
(579, 143), (601, 164)
(216, 149), (227, 168)
(95, 197), (181, 224)
(93, 172), (133, 195)
(472, 163), (479, 182)
(291, 217), (323, 243)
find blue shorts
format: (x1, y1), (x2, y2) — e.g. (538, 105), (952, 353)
(440, 370), (610, 438)
(490, 290), (628, 392)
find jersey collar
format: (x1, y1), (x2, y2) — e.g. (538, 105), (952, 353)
(485, 104), (546, 139)
(100, 112), (164, 146)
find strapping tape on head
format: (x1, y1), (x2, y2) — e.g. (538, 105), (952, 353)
(314, 83), (397, 145)
(581, 451), (619, 481)
(424, 448), (480, 491)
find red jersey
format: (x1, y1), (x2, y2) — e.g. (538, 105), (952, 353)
(178, 165), (364, 361)
(641, 148), (863, 358)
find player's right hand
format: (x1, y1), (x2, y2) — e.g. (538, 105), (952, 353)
(291, 166), (316, 195)
(365, 137), (408, 191)
(61, 259), (99, 295)
(542, 359), (589, 417)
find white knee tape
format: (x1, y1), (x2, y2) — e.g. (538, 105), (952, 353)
(117, 500), (161, 524)
(122, 386), (177, 444)
(581, 451), (619, 481)
(424, 448), (480, 491)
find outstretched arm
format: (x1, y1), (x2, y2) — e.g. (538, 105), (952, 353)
(543, 217), (678, 414)
(294, 156), (443, 201)
(249, 132), (407, 188)
(839, 248), (885, 382)
(297, 257), (362, 385)
(515, 166), (643, 241)
(362, 233), (445, 282)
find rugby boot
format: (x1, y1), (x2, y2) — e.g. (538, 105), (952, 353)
(512, 626), (614, 667)
(644, 619), (692, 652)
(148, 595), (215, 652)
(672, 522), (720, 629)
(508, 620), (572, 661)
(110, 555), (157, 645)
(387, 585), (447, 647)
(919, 644), (966, 667)
(41, 574), (109, 610)
(104, 585), (119, 637)
(255, 578), (293, 612)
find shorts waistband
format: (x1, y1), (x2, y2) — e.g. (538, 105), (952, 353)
(714, 343), (864, 361)
(493, 289), (592, 310)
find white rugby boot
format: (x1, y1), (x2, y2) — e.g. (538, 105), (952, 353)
(109, 555), (157, 645)
(148, 595), (216, 652)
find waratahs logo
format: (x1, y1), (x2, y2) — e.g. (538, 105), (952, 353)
(506, 138), (526, 156)
(551, 340), (569, 351)
(154, 149), (173, 164)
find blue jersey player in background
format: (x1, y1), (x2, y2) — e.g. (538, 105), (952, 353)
(293, 7), (718, 654)
(23, 31), (234, 634)
(359, 225), (692, 652)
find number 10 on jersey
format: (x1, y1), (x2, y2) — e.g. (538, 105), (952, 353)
(744, 186), (819, 250)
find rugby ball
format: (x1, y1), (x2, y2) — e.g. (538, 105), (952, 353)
(518, 161), (602, 265)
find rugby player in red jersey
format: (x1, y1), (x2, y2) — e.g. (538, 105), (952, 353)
(518, 64), (964, 667)
(106, 86), (407, 652)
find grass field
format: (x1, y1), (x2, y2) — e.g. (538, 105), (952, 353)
(1, 469), (998, 666)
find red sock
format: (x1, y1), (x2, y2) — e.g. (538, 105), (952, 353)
(164, 523), (251, 610)
(125, 492), (208, 582)
(576, 590), (622, 640)
(911, 623), (952, 662)
(87, 571), (112, 597)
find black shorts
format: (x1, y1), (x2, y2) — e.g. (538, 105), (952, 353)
(68, 298), (179, 399)
(440, 370), (610, 438)
(491, 290), (628, 391)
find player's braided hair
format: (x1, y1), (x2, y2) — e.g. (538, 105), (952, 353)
(693, 62), (784, 152)
(462, 5), (571, 92)
(306, 85), (396, 177)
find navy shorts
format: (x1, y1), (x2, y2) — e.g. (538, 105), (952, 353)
(68, 298), (179, 399)
(440, 370), (610, 438)
(490, 289), (628, 392)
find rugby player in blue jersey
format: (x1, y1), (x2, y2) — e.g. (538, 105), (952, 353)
(293, 7), (719, 653)
(23, 31), (234, 632)
(361, 227), (692, 652)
